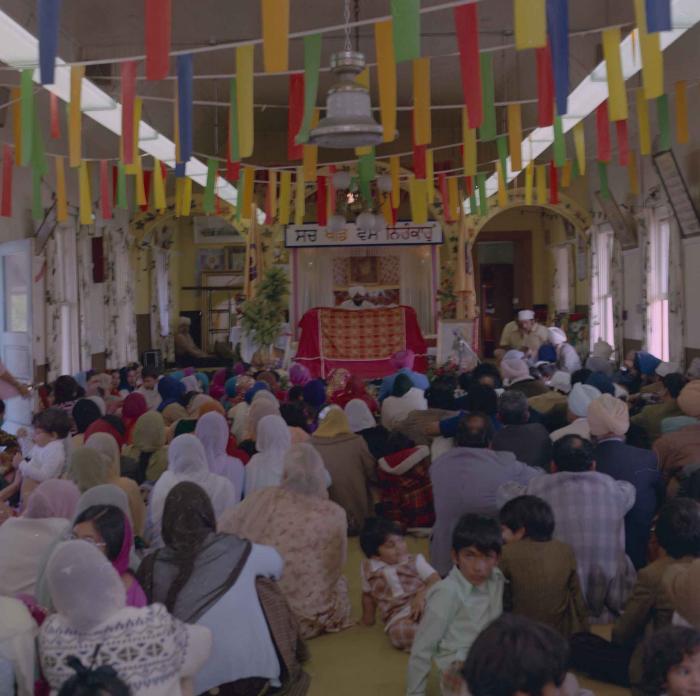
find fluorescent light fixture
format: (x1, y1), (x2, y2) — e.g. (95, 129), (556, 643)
(0, 9), (267, 221)
(480, 0), (700, 202)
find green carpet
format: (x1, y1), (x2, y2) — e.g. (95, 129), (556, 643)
(305, 537), (629, 696)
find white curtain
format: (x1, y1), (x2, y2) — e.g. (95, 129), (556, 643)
(551, 244), (572, 315)
(637, 211), (651, 352)
(149, 226), (174, 362)
(611, 234), (625, 364)
(399, 248), (433, 333)
(668, 216), (685, 368)
(76, 224), (94, 370)
(44, 233), (63, 381)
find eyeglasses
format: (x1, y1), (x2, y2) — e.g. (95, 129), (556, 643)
(69, 533), (106, 548)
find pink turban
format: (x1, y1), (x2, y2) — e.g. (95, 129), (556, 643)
(391, 350), (415, 370)
(678, 381), (700, 418)
(289, 363), (312, 387)
(587, 394), (630, 437)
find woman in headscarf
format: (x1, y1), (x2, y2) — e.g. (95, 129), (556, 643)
(72, 504), (147, 607)
(280, 402), (311, 445)
(222, 376), (238, 412)
(187, 393), (218, 419)
(345, 398), (389, 460)
(122, 411), (169, 484)
(330, 374), (378, 412)
(137, 482), (282, 695)
(310, 407), (377, 535)
(147, 434), (238, 548)
(245, 415), (292, 495)
(195, 412), (244, 502)
(85, 433), (146, 538)
(0, 597), (37, 696)
(39, 540), (212, 696)
(380, 373), (428, 429)
(289, 363), (312, 388)
(244, 397), (281, 442)
(209, 368), (230, 402)
(122, 392), (148, 444)
(70, 398), (102, 449)
(245, 381), (272, 405)
(0, 479), (80, 596)
(303, 379), (327, 412)
(84, 416), (127, 448)
(157, 376), (189, 426)
(66, 447), (111, 492)
(220, 444), (352, 639)
(326, 368), (351, 402)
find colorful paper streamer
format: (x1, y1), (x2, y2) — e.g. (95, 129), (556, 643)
(479, 54), (496, 141)
(514, 0), (546, 49)
(236, 44), (255, 158)
(375, 20), (397, 143)
(262, 0), (289, 73)
(549, 161), (559, 204)
(390, 156), (400, 209)
(645, 0), (671, 32)
(596, 101), (611, 162)
(412, 58), (431, 146)
(496, 136), (508, 182)
(553, 114), (566, 167)
(295, 34), (321, 145)
(524, 161), (534, 205)
(454, 3), (482, 129)
(536, 164), (547, 204)
(358, 149), (376, 201)
(145, 0), (171, 80)
(546, 0), (569, 115)
(121, 61), (137, 165)
(267, 169), (278, 222)
(50, 92), (60, 140)
(20, 70), (34, 167)
(316, 175), (327, 227)
(294, 166), (305, 225)
(675, 81), (689, 144)
(409, 177), (428, 224)
(79, 161), (92, 225)
(477, 172), (488, 216)
(615, 120), (629, 166)
(560, 160), (572, 188)
(635, 88), (651, 155)
(412, 143), (426, 180)
(69, 65), (84, 168)
(181, 177), (192, 216)
(391, 0), (420, 63)
(203, 158), (217, 213)
(55, 155), (67, 222)
(602, 28), (628, 122)
(462, 108), (477, 177)
(598, 161), (610, 199)
(426, 150), (435, 202)
(116, 163), (127, 210)
(496, 161), (507, 209)
(507, 104), (522, 172)
(38, 0), (60, 85)
(634, 0), (663, 100)
(241, 166), (255, 216)
(656, 93), (671, 151)
(536, 45), (554, 127)
(177, 54), (193, 162)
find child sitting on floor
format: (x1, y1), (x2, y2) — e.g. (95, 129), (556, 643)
(406, 514), (504, 696)
(499, 495), (588, 638)
(359, 517), (439, 652)
(643, 626), (700, 696)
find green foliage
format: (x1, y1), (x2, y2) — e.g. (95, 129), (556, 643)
(239, 266), (289, 348)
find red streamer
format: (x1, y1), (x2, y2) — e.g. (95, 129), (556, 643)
(438, 173), (452, 222)
(50, 92), (60, 139)
(100, 160), (112, 220)
(465, 175), (474, 196)
(536, 45), (554, 127)
(141, 170), (152, 212)
(615, 119), (629, 166)
(145, 0), (172, 80)
(316, 176), (327, 227)
(454, 3), (482, 128)
(596, 101), (611, 163)
(413, 144), (427, 179)
(226, 158), (241, 183)
(328, 164), (336, 214)
(112, 165), (119, 202)
(121, 61), (137, 164)
(549, 161), (559, 205)
(1, 144), (12, 217)
(288, 73), (305, 161)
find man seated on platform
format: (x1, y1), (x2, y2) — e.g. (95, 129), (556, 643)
(174, 316), (215, 367)
(378, 350), (430, 402)
(497, 310), (549, 361)
(340, 286), (376, 310)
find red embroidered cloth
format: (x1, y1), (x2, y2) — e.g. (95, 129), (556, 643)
(294, 306), (428, 379)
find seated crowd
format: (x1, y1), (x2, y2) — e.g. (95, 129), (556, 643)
(0, 325), (699, 696)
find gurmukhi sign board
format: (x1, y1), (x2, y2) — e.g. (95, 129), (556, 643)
(284, 221), (443, 248)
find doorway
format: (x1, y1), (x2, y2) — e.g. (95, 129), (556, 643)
(477, 242), (514, 358)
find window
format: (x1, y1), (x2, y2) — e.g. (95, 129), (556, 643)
(591, 227), (615, 351)
(646, 211), (670, 361)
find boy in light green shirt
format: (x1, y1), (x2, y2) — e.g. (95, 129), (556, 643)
(406, 514), (504, 696)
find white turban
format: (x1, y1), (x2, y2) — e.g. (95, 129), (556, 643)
(568, 383), (601, 418)
(592, 339), (614, 361)
(548, 327), (568, 346)
(549, 371), (572, 394)
(656, 362), (679, 377)
(348, 286), (365, 297)
(518, 310), (535, 321)
(587, 394), (630, 437)
(504, 350), (526, 361)
(501, 358), (530, 383)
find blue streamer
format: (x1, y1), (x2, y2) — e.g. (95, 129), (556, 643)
(39, 0), (61, 85)
(645, 0), (671, 32)
(177, 54), (193, 163)
(175, 163), (186, 178)
(547, 0), (569, 116)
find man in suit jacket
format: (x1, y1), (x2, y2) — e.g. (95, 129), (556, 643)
(588, 394), (665, 569)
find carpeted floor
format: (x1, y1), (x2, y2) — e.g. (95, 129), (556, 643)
(305, 537), (629, 696)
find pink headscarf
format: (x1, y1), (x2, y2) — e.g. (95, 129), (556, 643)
(289, 363), (312, 387)
(23, 479), (80, 520)
(209, 369), (228, 401)
(111, 510), (147, 607)
(391, 349), (415, 370)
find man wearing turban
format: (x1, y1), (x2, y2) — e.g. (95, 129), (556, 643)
(550, 383), (602, 442)
(497, 309), (549, 360)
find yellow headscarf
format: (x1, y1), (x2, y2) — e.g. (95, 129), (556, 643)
(314, 406), (352, 438)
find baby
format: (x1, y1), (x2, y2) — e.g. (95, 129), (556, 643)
(643, 626), (700, 696)
(359, 517), (439, 651)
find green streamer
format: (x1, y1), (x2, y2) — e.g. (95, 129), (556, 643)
(553, 114), (566, 168)
(656, 94), (671, 151)
(31, 112), (47, 176)
(598, 161), (610, 199)
(391, 0), (420, 62)
(295, 34), (322, 145)
(203, 158), (217, 213)
(358, 149), (376, 202)
(116, 163), (127, 210)
(572, 156), (580, 179)
(236, 173), (245, 222)
(477, 172), (488, 215)
(20, 69), (34, 166)
(496, 136), (508, 180)
(478, 55), (496, 141)
(469, 192), (478, 216)
(228, 78), (239, 162)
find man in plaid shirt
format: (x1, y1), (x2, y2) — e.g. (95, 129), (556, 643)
(498, 434), (637, 620)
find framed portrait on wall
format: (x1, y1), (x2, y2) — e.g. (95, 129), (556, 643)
(349, 256), (379, 285)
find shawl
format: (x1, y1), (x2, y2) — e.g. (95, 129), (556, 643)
(162, 401), (189, 427)
(209, 368), (228, 401)
(0, 597), (36, 696)
(122, 411), (169, 483)
(246, 398), (281, 441)
(23, 479), (80, 520)
(67, 446), (111, 492)
(195, 412), (244, 501)
(122, 392), (148, 443)
(244, 415), (292, 495)
(345, 399), (377, 433)
(230, 401), (251, 443)
(381, 387), (428, 429)
(84, 418), (126, 448)
(326, 368), (351, 399)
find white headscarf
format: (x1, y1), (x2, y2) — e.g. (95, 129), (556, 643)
(568, 383), (601, 418)
(252, 389), (280, 408)
(244, 415), (292, 495)
(0, 597), (37, 696)
(229, 401), (250, 442)
(195, 411), (244, 501)
(281, 443), (330, 498)
(46, 540), (126, 632)
(345, 399), (376, 433)
(548, 326), (568, 346)
(149, 434), (238, 548)
(381, 387), (428, 429)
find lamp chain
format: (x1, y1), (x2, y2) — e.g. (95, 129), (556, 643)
(343, 0), (352, 52)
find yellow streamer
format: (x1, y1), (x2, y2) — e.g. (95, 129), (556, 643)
(294, 166), (305, 225)
(628, 152), (640, 195)
(134, 155), (146, 206)
(375, 20), (397, 143)
(390, 156), (400, 208)
(462, 107), (477, 177)
(241, 167), (255, 216)
(268, 170), (278, 219)
(55, 156), (68, 222)
(536, 164), (547, 205)
(635, 88), (651, 155)
(573, 122), (586, 176)
(507, 103), (523, 172)
(237, 44), (255, 158)
(78, 161), (92, 225)
(448, 177), (459, 220)
(561, 160), (572, 188)
(279, 170), (292, 224)
(11, 88), (21, 165)
(381, 195), (393, 225)
(412, 57), (431, 146)
(514, 0), (546, 50)
(356, 67), (370, 89)
(261, 0), (289, 73)
(124, 98), (142, 175)
(182, 178), (192, 216)
(524, 161), (534, 205)
(153, 159), (166, 212)
(634, 0), (663, 100)
(69, 66), (85, 168)
(426, 149), (434, 203)
(675, 80), (689, 144)
(302, 109), (320, 182)
(175, 178), (183, 217)
(602, 28), (628, 122)
(496, 161), (508, 209)
(409, 177), (428, 224)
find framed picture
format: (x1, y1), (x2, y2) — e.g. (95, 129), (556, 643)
(349, 256), (379, 285)
(436, 319), (479, 367)
(197, 249), (225, 284)
(226, 246), (246, 273)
